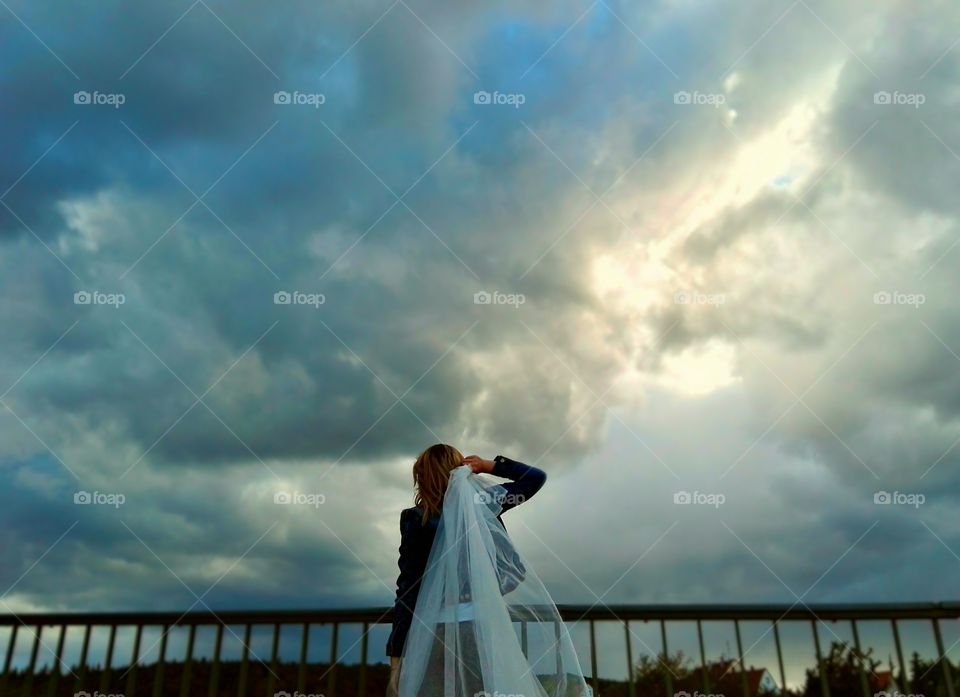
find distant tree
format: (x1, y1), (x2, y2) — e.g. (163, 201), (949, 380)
(802, 640), (881, 697)
(906, 651), (960, 697)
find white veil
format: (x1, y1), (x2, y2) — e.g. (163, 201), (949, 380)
(397, 464), (593, 697)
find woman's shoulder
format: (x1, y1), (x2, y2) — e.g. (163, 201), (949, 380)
(400, 506), (440, 531)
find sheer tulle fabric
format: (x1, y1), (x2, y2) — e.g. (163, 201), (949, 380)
(397, 465), (592, 697)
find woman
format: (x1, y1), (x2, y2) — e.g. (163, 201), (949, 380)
(386, 444), (591, 697)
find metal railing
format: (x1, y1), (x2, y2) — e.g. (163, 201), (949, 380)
(0, 603), (957, 697)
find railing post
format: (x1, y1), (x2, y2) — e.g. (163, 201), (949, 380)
(735, 619), (750, 697)
(0, 624), (18, 696)
(44, 623), (68, 697)
(151, 624), (169, 697)
(74, 623), (91, 695)
(237, 623), (252, 697)
(298, 622), (310, 695)
(933, 618), (956, 697)
(891, 619), (907, 693)
(179, 623), (196, 697)
(811, 620), (831, 697)
(625, 620), (636, 697)
(661, 620), (673, 697)
(698, 619), (711, 695)
(266, 622), (281, 697)
(772, 621), (787, 694)
(207, 623), (224, 697)
(327, 621), (339, 697)
(99, 623), (116, 695)
(19, 623), (41, 697)
(850, 619), (871, 697)
(126, 624), (143, 697)
(359, 622), (368, 697)
(590, 619), (599, 697)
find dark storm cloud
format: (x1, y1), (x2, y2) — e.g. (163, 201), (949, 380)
(2, 0), (960, 629)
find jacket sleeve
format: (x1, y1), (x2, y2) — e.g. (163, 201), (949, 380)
(490, 455), (547, 513)
(385, 510), (420, 657)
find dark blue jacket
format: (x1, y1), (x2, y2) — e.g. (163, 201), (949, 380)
(385, 455), (547, 657)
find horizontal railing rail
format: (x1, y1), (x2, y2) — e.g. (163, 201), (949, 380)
(0, 603), (957, 697)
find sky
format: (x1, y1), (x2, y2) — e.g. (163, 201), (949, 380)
(1, 0), (959, 679)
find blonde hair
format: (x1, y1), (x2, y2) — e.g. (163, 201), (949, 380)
(413, 443), (463, 525)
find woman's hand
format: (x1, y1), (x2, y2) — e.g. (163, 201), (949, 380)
(462, 455), (495, 474)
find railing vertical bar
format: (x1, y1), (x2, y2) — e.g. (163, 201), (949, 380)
(851, 619), (871, 697)
(327, 621), (339, 697)
(811, 619), (831, 697)
(126, 624), (143, 697)
(19, 622), (41, 697)
(625, 620), (636, 697)
(555, 620), (562, 674)
(661, 620), (673, 697)
(734, 619), (750, 697)
(891, 619), (907, 693)
(358, 622), (368, 697)
(521, 621), (528, 658)
(698, 619), (711, 695)
(773, 621), (787, 693)
(0, 623), (18, 695)
(208, 623), (224, 697)
(151, 624), (169, 697)
(237, 624), (252, 697)
(297, 622), (310, 695)
(99, 623), (117, 694)
(74, 623), (92, 694)
(44, 623), (68, 697)
(266, 622), (281, 697)
(179, 623), (196, 697)
(933, 618), (956, 697)
(589, 619), (599, 697)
